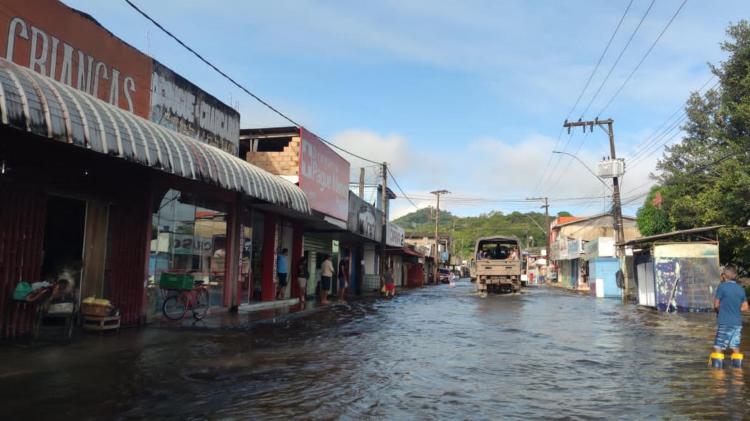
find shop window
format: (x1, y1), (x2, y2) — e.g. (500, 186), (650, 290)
(148, 189), (228, 315)
(249, 212), (265, 302)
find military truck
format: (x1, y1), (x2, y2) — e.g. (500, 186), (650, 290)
(473, 236), (522, 294)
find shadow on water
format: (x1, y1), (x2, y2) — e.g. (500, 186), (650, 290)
(0, 279), (748, 419)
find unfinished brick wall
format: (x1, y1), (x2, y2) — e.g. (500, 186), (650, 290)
(245, 136), (301, 176)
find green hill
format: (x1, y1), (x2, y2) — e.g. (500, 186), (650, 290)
(393, 208), (555, 260)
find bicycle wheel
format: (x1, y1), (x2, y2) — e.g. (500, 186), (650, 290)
(162, 293), (187, 320)
(192, 288), (209, 320)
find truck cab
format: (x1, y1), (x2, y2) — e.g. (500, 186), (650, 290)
(474, 236), (522, 294)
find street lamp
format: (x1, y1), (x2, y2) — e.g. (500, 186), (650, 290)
(552, 150), (613, 192)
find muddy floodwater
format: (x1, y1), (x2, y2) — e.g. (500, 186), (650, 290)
(1, 280), (748, 419)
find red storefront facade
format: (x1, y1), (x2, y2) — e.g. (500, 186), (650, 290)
(0, 1), (310, 338)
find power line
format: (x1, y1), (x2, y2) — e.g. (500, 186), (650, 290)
(403, 194), (610, 203)
(542, 130), (590, 196)
(596, 0), (689, 116)
(620, 150), (738, 208)
(566, 0), (635, 120)
(627, 122), (685, 170)
(123, 0), (381, 166)
(530, 0), (634, 198)
(627, 78), (719, 166)
(536, 131), (576, 197)
(387, 167), (420, 210)
(579, 0), (656, 118)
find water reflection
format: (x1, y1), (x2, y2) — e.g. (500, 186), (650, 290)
(0, 280), (748, 419)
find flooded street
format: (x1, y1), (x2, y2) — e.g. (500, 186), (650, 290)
(2, 280), (748, 419)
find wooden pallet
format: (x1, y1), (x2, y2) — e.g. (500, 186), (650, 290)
(82, 315), (121, 331)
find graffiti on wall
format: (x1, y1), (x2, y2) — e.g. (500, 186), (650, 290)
(654, 257), (720, 312)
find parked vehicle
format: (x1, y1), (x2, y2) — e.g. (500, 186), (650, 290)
(438, 268), (451, 284)
(473, 236), (523, 294)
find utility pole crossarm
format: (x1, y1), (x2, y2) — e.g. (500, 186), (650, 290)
(563, 118), (613, 127)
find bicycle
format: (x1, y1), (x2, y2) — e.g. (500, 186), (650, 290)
(161, 280), (210, 321)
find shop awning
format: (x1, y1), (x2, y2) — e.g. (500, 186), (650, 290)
(0, 59), (309, 214)
(387, 247), (424, 257)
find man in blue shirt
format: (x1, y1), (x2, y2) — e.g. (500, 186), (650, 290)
(276, 248), (289, 300)
(713, 265), (748, 356)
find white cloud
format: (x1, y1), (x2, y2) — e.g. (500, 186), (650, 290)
(330, 129), (646, 219)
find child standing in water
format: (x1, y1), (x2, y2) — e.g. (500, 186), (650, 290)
(712, 265), (748, 366)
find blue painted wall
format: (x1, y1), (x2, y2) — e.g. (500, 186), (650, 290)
(589, 257), (621, 298)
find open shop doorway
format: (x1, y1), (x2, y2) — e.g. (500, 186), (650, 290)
(41, 196), (86, 295)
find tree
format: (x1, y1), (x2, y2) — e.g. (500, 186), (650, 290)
(635, 186), (671, 236)
(646, 20), (750, 265)
(557, 211), (572, 217)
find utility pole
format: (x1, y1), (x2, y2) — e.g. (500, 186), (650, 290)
(380, 162), (389, 288)
(359, 167), (365, 199)
(526, 196), (550, 265)
(431, 189), (449, 284)
(563, 118), (627, 301)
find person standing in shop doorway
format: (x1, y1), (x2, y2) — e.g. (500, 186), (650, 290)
(320, 254), (334, 305)
(297, 254), (309, 306)
(276, 248), (289, 300)
(338, 256), (350, 302)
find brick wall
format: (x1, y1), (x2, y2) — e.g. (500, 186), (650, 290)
(245, 136), (300, 176)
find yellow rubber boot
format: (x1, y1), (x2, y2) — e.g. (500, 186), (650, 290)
(730, 353), (743, 368)
(710, 352), (725, 369)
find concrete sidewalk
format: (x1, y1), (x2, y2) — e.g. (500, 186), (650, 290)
(151, 298), (330, 331)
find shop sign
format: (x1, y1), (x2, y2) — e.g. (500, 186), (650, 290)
(347, 191), (382, 241)
(299, 127), (350, 221)
(150, 62), (240, 154)
(1, 0), (152, 116)
(386, 223), (405, 247)
(172, 234), (213, 256)
(0, 0), (240, 153)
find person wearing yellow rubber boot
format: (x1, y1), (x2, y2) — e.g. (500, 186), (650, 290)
(712, 265), (749, 368)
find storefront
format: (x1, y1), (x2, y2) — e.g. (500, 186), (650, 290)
(0, 58), (309, 337)
(240, 126), (352, 301)
(344, 191), (382, 295)
(302, 233), (334, 298)
(384, 223), (407, 287)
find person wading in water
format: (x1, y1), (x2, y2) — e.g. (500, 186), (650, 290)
(713, 265), (748, 365)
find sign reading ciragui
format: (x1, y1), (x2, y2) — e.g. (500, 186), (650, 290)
(299, 127), (350, 222)
(0, 0), (240, 153)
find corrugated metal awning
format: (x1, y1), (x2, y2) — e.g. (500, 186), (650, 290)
(619, 225), (723, 246)
(0, 58), (309, 214)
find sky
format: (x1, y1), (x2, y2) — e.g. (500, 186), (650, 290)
(64, 0), (750, 220)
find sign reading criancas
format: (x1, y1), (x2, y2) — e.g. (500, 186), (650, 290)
(299, 127), (350, 222)
(0, 0), (240, 153)
(1, 0), (152, 115)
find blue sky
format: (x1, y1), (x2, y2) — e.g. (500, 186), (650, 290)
(64, 0), (750, 219)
